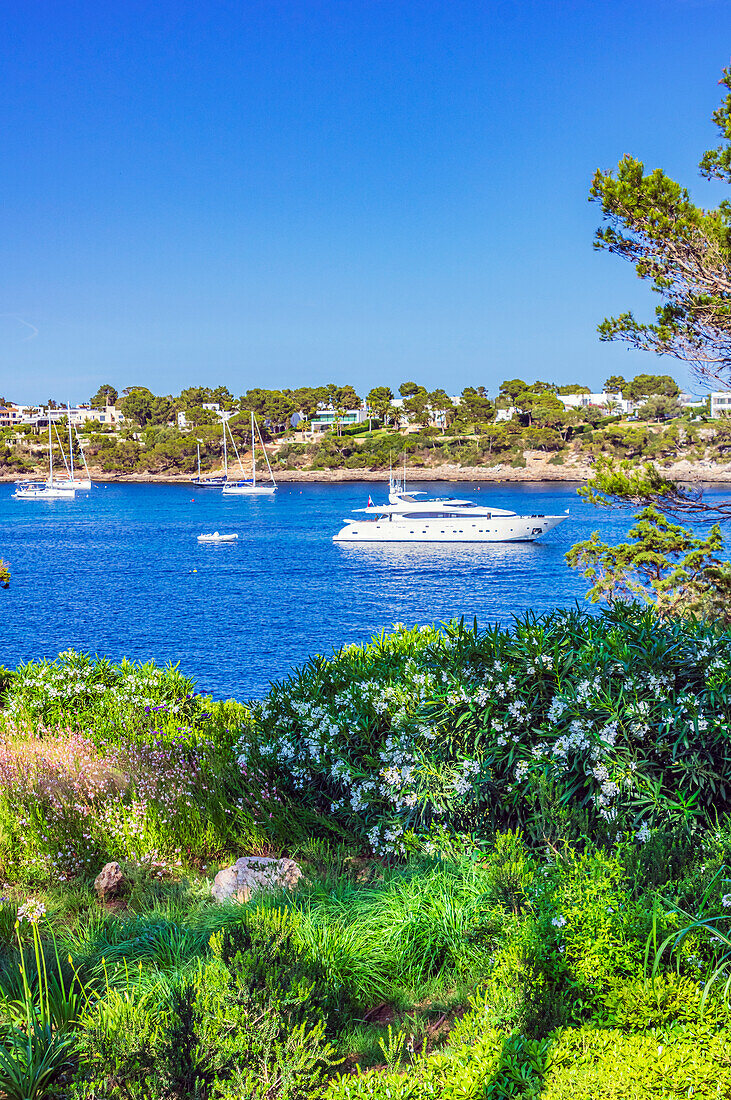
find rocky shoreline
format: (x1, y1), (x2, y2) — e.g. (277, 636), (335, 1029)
(3, 454), (731, 484)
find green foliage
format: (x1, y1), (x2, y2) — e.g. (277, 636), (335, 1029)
(591, 66), (731, 388)
(542, 1024), (731, 1099)
(566, 504), (731, 618)
(240, 607), (731, 851)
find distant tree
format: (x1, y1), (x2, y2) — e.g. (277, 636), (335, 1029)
(637, 393), (683, 422)
(428, 388), (456, 432)
(119, 387), (156, 426)
(458, 386), (493, 425)
(604, 375), (627, 395)
(210, 385), (235, 410)
(291, 387), (327, 421)
(90, 384), (118, 409)
(399, 381), (420, 398)
(624, 373), (680, 401)
(499, 378), (528, 403)
(367, 386), (394, 424)
(557, 384), (591, 395)
(179, 386), (213, 410)
(264, 391), (297, 432)
(403, 386), (431, 429)
(149, 395), (174, 425)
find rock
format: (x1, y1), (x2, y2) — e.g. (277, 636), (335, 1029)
(211, 856), (302, 904)
(94, 861), (126, 901)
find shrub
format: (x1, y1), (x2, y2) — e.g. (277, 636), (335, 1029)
(237, 606), (731, 854)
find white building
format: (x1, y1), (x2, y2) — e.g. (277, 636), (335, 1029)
(23, 405), (124, 428)
(711, 392), (731, 417)
(309, 407), (369, 433)
(557, 392), (636, 415)
(177, 403), (235, 428)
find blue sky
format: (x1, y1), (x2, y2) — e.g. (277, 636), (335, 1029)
(2, 0), (730, 403)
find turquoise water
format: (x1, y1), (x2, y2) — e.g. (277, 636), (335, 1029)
(0, 480), (638, 698)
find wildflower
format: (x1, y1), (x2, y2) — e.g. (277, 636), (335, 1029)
(17, 899), (46, 924)
(635, 821), (651, 844)
(551, 915), (566, 928)
(722, 894), (731, 909)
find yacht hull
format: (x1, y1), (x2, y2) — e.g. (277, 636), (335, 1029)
(222, 485), (276, 496)
(13, 488), (76, 500)
(333, 514), (567, 543)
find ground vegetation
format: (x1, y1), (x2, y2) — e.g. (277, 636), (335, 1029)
(3, 612), (731, 1096)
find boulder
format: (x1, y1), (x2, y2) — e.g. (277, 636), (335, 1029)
(94, 861), (126, 901)
(211, 856), (302, 904)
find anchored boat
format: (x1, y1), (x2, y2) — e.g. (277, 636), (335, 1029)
(197, 532), (239, 543)
(333, 475), (568, 544)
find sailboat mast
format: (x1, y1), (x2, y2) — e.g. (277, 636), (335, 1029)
(197, 442), (201, 480)
(67, 404), (74, 481)
(222, 417), (228, 477)
(251, 412), (256, 486)
(48, 412), (53, 483)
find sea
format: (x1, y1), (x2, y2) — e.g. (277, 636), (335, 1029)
(0, 479), (698, 700)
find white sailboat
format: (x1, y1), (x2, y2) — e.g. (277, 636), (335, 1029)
(222, 413), (277, 496)
(46, 406), (92, 490)
(191, 432), (228, 487)
(14, 416), (76, 500)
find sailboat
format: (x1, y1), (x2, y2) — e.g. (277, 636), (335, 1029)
(191, 429), (228, 487)
(222, 412), (277, 496)
(13, 416), (76, 500)
(46, 406), (92, 490)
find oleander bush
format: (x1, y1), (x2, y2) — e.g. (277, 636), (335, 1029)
(238, 604), (731, 855)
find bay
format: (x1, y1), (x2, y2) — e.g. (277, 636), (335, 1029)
(0, 479), (671, 699)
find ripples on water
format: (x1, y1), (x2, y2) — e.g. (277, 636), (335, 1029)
(0, 479), (663, 698)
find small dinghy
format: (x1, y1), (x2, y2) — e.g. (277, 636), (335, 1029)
(197, 531), (239, 543)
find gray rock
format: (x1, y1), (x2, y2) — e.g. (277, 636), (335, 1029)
(94, 861), (126, 901)
(211, 856), (302, 904)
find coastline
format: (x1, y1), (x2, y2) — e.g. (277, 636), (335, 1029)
(3, 455), (731, 485)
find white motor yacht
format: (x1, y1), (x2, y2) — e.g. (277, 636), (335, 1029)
(333, 477), (568, 544)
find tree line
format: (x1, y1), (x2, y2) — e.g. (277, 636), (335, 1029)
(76, 371), (688, 434)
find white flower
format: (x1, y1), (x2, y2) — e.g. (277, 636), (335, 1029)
(722, 894), (731, 909)
(551, 915), (566, 928)
(635, 821), (651, 844)
(17, 899), (46, 924)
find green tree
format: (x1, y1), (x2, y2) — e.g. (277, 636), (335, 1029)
(428, 389), (455, 432)
(590, 68), (731, 382)
(458, 386), (493, 426)
(119, 387), (156, 426)
(603, 375), (626, 395)
(367, 386), (394, 424)
(637, 393), (682, 422)
(399, 381), (420, 398)
(557, 384), (591, 395)
(499, 378), (528, 403)
(566, 506), (731, 621)
(90, 384), (118, 409)
(624, 373), (680, 401)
